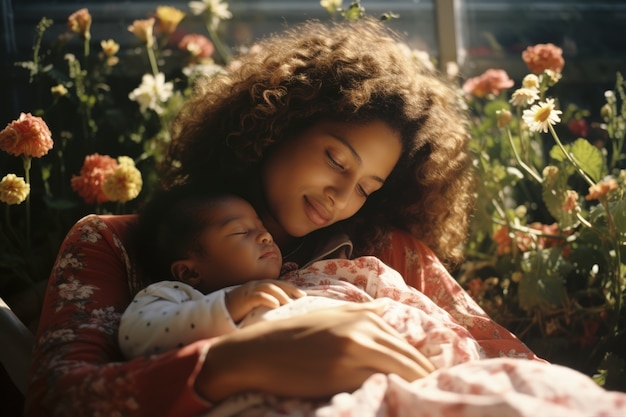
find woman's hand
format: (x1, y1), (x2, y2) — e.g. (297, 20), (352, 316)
(225, 280), (306, 323)
(195, 299), (435, 402)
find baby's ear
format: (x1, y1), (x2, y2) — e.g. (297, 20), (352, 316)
(171, 260), (200, 286)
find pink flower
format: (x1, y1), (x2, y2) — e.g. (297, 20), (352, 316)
(462, 69), (514, 98)
(586, 178), (618, 201)
(0, 112), (54, 158)
(67, 8), (92, 40)
(522, 43), (565, 74)
(178, 34), (215, 59)
(71, 153), (118, 204)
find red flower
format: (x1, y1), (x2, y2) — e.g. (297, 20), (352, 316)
(71, 153), (118, 204)
(522, 43), (565, 74)
(0, 112), (54, 158)
(462, 69), (514, 98)
(567, 118), (588, 138)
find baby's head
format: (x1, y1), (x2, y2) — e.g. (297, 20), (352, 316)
(135, 186), (282, 293)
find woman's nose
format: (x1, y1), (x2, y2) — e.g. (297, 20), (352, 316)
(326, 179), (352, 209)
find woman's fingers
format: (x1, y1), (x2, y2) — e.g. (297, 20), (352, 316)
(205, 298), (437, 402)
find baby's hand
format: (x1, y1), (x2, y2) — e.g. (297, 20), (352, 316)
(225, 280), (306, 323)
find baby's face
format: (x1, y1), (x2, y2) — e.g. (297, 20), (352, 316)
(192, 196), (283, 292)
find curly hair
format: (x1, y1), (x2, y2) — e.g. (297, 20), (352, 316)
(161, 18), (475, 268)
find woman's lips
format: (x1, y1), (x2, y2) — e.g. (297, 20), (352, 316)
(304, 196), (331, 226)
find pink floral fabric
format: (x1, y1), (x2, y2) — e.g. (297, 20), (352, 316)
(275, 256), (484, 368)
(26, 215), (577, 417)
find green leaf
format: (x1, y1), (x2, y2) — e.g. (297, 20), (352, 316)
(609, 199), (626, 239)
(541, 166), (579, 230)
(549, 138), (606, 182)
(518, 248), (570, 311)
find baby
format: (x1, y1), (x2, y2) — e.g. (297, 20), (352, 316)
(119, 186), (483, 370)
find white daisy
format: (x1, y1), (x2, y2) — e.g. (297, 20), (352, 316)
(522, 98), (562, 133)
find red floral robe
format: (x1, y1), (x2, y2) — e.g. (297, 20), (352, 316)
(25, 214), (542, 417)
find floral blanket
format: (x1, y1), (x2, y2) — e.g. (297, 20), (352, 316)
(204, 256), (626, 417)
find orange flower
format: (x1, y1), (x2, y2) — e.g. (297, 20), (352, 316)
(522, 43), (565, 74)
(462, 69), (514, 98)
(493, 225), (513, 255)
(71, 154), (118, 204)
(0, 112), (54, 158)
(67, 8), (92, 40)
(586, 178), (618, 201)
(178, 34), (215, 60)
(0, 174), (30, 205)
(128, 18), (155, 48)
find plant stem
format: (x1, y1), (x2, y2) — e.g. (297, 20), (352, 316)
(548, 124), (596, 187)
(506, 128), (543, 183)
(23, 156), (32, 250)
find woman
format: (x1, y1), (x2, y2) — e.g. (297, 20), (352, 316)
(25, 18), (540, 417)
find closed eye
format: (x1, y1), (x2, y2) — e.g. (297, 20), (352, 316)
(326, 151), (345, 170)
(357, 185), (370, 198)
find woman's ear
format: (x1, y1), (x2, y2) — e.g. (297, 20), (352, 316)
(171, 260), (201, 287)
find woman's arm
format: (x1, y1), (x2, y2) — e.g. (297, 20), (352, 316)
(25, 215), (213, 417)
(26, 216), (436, 416)
(376, 229), (547, 361)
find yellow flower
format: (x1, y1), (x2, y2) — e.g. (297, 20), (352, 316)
(156, 6), (186, 36)
(128, 18), (155, 48)
(522, 74), (540, 89)
(320, 0), (342, 14)
(0, 174), (30, 205)
(102, 157), (143, 203)
(101, 39), (120, 57)
(51, 84), (68, 98)
(522, 98), (562, 133)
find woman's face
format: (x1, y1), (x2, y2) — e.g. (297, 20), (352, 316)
(261, 119), (402, 242)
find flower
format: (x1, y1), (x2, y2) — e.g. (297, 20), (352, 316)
(0, 174), (30, 205)
(70, 153), (118, 204)
(462, 69), (514, 98)
(189, 0), (232, 30)
(497, 109), (512, 128)
(178, 34), (215, 61)
(567, 118), (589, 138)
(522, 98), (562, 133)
(522, 74), (540, 89)
(0, 112), (54, 158)
(128, 18), (155, 48)
(509, 87), (539, 107)
(522, 43), (565, 74)
(155, 6), (186, 36)
(320, 0), (342, 14)
(102, 157), (143, 203)
(50, 84), (68, 98)
(67, 8), (92, 40)
(100, 39), (120, 66)
(586, 178), (619, 201)
(128, 73), (174, 115)
(562, 190), (579, 212)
